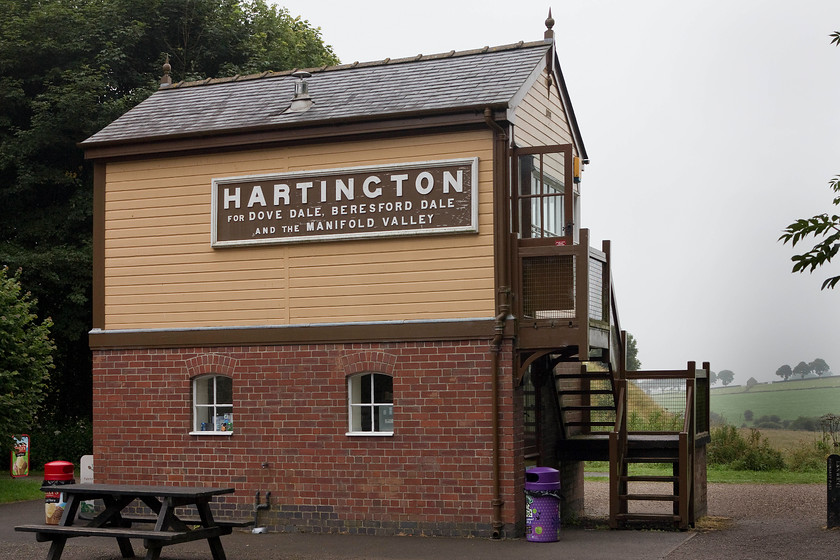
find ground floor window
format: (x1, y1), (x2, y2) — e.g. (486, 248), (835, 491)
(192, 375), (233, 434)
(347, 373), (393, 435)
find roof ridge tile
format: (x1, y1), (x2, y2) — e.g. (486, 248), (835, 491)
(161, 39), (552, 91)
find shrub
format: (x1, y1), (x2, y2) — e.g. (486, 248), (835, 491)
(786, 438), (831, 472)
(0, 267), (55, 454)
(708, 426), (784, 471)
(708, 425), (744, 465)
(731, 429), (785, 471)
(788, 416), (820, 431)
(755, 421), (784, 430)
(27, 414), (92, 469)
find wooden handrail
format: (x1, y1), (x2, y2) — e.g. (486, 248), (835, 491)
(609, 381), (627, 529)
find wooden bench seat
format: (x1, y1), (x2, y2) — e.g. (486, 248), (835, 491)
(121, 515), (253, 528)
(15, 523), (231, 545)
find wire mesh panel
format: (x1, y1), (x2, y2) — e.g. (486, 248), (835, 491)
(521, 255), (576, 319)
(627, 378), (686, 431)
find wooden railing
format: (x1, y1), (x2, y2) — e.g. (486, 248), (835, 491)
(516, 228), (613, 356)
(609, 361), (710, 529)
(608, 379), (627, 525)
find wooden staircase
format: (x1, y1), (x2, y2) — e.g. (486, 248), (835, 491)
(613, 434), (686, 528)
(551, 360), (708, 530)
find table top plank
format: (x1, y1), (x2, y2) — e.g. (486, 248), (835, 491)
(39, 483), (235, 500)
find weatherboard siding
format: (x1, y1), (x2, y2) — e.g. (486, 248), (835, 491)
(514, 70), (575, 149)
(103, 130), (496, 330)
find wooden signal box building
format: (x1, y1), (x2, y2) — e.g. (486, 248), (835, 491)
(83, 17), (709, 537)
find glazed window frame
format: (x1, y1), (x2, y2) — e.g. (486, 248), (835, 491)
(190, 374), (234, 436)
(347, 373), (394, 436)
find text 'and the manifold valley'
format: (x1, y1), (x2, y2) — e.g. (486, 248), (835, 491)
(212, 158), (478, 246)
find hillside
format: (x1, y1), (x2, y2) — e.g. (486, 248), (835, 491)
(710, 375), (840, 426)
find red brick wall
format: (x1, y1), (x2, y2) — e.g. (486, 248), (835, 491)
(93, 339), (521, 536)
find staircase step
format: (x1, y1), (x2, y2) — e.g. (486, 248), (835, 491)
(620, 493), (678, 502)
(624, 456), (678, 463)
(615, 513), (681, 523)
(622, 475), (678, 483)
(562, 405), (616, 412)
(555, 372), (611, 379)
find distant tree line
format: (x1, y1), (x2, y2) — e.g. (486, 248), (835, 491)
(775, 359), (831, 381)
(709, 369), (735, 386)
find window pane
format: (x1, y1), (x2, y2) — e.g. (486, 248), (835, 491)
(215, 408), (233, 432)
(216, 377), (233, 404)
(360, 374), (372, 404)
(376, 405), (394, 432)
(350, 405), (364, 432)
(373, 374), (393, 404)
(195, 406), (213, 430)
(195, 377), (213, 405)
(360, 406), (372, 432)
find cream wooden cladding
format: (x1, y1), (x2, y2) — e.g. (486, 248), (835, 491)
(103, 131), (496, 330)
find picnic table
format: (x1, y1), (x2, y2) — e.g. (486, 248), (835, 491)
(15, 483), (245, 560)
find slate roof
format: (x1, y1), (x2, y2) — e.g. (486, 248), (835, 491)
(81, 40), (553, 147)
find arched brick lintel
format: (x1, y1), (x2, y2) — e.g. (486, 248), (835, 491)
(185, 353), (239, 378)
(339, 351), (397, 376)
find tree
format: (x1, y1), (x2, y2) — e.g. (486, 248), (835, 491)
(775, 364), (793, 381)
(625, 332), (641, 371)
(743, 409), (754, 422)
(780, 33), (840, 289)
(793, 361), (812, 379)
(709, 370), (717, 385)
(0, 0), (338, 417)
(718, 369), (735, 386)
(811, 358), (831, 377)
(0, 267), (55, 452)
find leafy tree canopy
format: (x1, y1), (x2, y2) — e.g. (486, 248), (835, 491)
(0, 0), (339, 417)
(775, 364), (792, 381)
(717, 369), (735, 386)
(793, 361), (812, 379)
(0, 266), (55, 452)
(625, 332), (641, 371)
(780, 32), (840, 289)
(811, 358), (830, 377)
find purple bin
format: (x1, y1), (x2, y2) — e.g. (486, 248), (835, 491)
(525, 467), (560, 542)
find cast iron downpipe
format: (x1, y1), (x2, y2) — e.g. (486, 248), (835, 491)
(485, 107), (511, 539)
(490, 301), (510, 539)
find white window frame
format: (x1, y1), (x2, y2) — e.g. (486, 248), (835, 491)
(347, 373), (394, 436)
(190, 374), (234, 436)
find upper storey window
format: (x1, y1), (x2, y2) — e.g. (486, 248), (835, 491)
(515, 146), (578, 242)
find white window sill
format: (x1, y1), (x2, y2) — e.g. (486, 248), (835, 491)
(346, 431), (394, 437)
(189, 431), (234, 436)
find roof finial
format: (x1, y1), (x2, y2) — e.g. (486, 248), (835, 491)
(160, 55), (172, 88)
(545, 8), (555, 40)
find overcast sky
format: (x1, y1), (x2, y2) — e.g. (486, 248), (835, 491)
(276, 0), (840, 384)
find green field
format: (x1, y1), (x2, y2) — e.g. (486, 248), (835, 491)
(710, 376), (840, 425)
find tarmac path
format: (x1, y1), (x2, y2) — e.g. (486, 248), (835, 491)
(1, 482), (837, 559)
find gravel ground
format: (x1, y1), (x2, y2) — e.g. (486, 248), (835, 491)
(586, 480), (840, 559)
(3, 483), (839, 559)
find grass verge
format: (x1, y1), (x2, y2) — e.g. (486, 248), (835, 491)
(0, 471), (45, 504)
(584, 461), (824, 484)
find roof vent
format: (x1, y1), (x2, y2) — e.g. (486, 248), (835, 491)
(286, 71), (313, 113)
